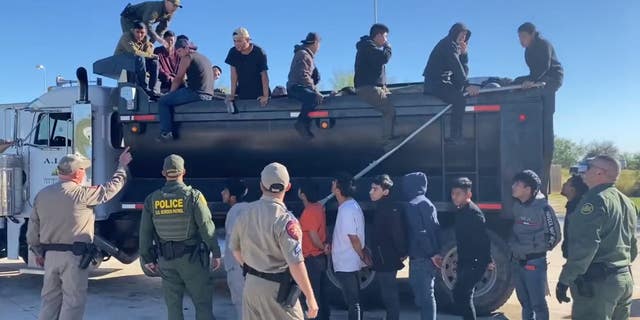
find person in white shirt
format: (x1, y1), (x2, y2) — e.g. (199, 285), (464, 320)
(222, 179), (249, 319)
(331, 173), (366, 320)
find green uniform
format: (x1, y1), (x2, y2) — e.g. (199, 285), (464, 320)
(139, 181), (220, 320)
(120, 1), (173, 43)
(559, 183), (638, 320)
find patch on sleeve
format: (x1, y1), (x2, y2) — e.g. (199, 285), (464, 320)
(580, 203), (594, 215)
(286, 220), (302, 241)
(198, 193), (207, 206)
(293, 243), (302, 256)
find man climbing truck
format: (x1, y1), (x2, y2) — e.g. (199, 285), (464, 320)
(0, 58), (549, 314)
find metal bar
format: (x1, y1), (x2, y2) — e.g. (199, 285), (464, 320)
(476, 82), (545, 94)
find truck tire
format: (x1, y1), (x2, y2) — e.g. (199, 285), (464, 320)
(325, 254), (380, 308)
(435, 228), (514, 315)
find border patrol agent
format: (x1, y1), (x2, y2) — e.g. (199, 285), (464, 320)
(229, 163), (319, 320)
(557, 155), (638, 320)
(139, 154), (221, 320)
(27, 148), (132, 320)
(120, 0), (182, 46)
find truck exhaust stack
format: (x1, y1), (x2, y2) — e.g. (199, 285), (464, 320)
(76, 67), (89, 103)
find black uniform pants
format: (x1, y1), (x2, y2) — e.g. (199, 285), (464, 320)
(335, 271), (362, 320)
(452, 264), (487, 320)
(431, 84), (466, 140)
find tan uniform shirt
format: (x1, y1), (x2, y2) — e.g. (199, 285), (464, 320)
(114, 32), (156, 59)
(26, 167), (127, 255)
(230, 195), (303, 273)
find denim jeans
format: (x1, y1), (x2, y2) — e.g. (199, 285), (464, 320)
(334, 271), (362, 320)
(158, 88), (212, 133)
(514, 257), (549, 320)
(303, 255), (329, 320)
(288, 85), (319, 125)
(409, 258), (437, 320)
(377, 271), (400, 320)
(452, 264), (487, 320)
(134, 56), (158, 92)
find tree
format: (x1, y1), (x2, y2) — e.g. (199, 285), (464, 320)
(331, 71), (354, 91)
(584, 140), (620, 159)
(553, 136), (584, 168)
(622, 152), (640, 170)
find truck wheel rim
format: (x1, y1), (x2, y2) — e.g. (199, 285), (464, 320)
(326, 255), (376, 290)
(441, 247), (498, 297)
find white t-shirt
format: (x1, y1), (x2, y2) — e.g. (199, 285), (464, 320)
(332, 199), (365, 272)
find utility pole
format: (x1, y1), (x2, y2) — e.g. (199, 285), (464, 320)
(36, 64), (47, 92)
(373, 0), (378, 23)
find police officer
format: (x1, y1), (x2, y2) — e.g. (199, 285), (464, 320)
(556, 155), (638, 320)
(138, 154), (222, 320)
(229, 163), (319, 320)
(26, 148), (132, 320)
(120, 0), (182, 46)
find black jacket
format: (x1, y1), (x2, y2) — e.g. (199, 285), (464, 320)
(561, 197), (581, 258)
(371, 197), (408, 272)
(423, 23), (471, 91)
(354, 36), (392, 88)
(455, 201), (491, 268)
(524, 34), (563, 86)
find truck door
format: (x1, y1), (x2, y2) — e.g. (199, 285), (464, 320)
(28, 112), (72, 204)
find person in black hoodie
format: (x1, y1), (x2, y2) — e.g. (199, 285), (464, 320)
(450, 177), (492, 320)
(559, 174), (588, 259)
(354, 23), (398, 148)
(369, 174), (407, 320)
(423, 23), (480, 144)
(515, 22), (564, 194)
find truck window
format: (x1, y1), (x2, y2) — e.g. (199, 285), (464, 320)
(34, 113), (72, 146)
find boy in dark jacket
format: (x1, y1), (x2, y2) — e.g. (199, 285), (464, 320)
(287, 33), (323, 139)
(423, 23), (480, 144)
(450, 177), (492, 320)
(369, 174), (407, 320)
(403, 172), (441, 320)
(354, 23), (398, 147)
(515, 22), (564, 194)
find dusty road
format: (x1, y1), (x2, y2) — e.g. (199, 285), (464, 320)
(1, 220), (639, 319)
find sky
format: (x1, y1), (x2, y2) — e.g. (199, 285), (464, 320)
(1, 1), (638, 152)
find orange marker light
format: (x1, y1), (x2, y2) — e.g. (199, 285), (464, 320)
(320, 121), (329, 129)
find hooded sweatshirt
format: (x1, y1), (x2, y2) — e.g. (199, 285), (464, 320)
(423, 23), (471, 91)
(402, 172), (441, 259)
(509, 191), (562, 260)
(524, 33), (563, 86)
(354, 36), (392, 88)
(286, 45), (319, 90)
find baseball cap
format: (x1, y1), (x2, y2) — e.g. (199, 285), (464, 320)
(168, 0), (182, 8)
(233, 27), (250, 40)
(301, 32), (320, 44)
(261, 162), (290, 193)
(57, 153), (91, 175)
(163, 154), (185, 177)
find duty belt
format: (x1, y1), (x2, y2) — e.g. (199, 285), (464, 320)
(158, 241), (197, 261)
(41, 242), (91, 256)
(243, 264), (287, 283)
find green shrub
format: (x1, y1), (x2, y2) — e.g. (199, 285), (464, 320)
(616, 170), (640, 197)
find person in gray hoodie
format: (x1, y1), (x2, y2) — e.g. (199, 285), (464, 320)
(287, 32), (323, 139)
(402, 172), (441, 320)
(509, 170), (561, 320)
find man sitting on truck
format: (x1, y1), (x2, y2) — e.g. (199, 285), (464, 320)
(157, 38), (214, 141)
(154, 30), (179, 93)
(225, 27), (271, 106)
(120, 0), (181, 46)
(287, 32), (324, 139)
(514, 22), (564, 194)
(423, 23), (480, 144)
(114, 22), (160, 99)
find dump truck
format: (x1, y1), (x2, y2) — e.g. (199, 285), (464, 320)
(0, 57), (548, 314)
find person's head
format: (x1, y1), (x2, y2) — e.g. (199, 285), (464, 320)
(301, 32), (321, 54)
(233, 27), (252, 52)
(175, 38), (192, 57)
(260, 162), (291, 199)
(581, 155), (621, 188)
(369, 23), (389, 47)
(332, 172), (356, 200)
(163, 30), (176, 49)
(298, 179), (321, 204)
(57, 153), (91, 183)
(451, 177), (473, 208)
(369, 174), (393, 202)
(518, 22), (538, 48)
(131, 22), (147, 42)
(561, 175), (589, 201)
(511, 170), (541, 202)
(222, 179), (247, 206)
(212, 65), (222, 80)
(448, 23), (471, 45)
(164, 0), (182, 14)
(162, 154), (186, 181)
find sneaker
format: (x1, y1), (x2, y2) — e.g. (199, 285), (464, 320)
(294, 121), (314, 139)
(156, 132), (174, 142)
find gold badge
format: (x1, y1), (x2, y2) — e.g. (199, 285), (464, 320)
(580, 203), (594, 215)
